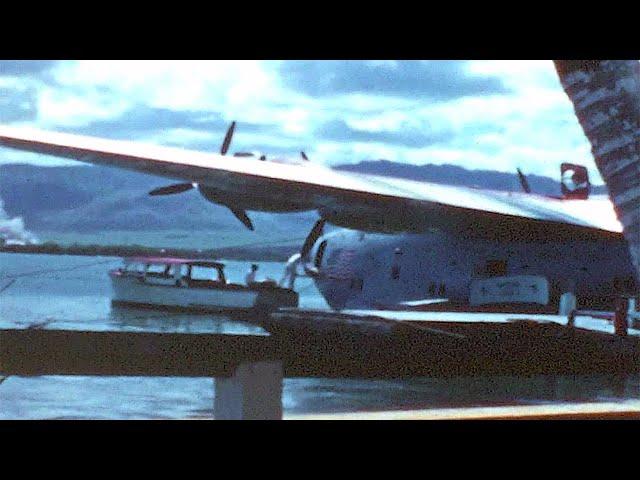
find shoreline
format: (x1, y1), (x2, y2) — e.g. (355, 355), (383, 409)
(0, 242), (297, 262)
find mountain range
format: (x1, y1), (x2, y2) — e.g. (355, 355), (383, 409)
(0, 161), (607, 243)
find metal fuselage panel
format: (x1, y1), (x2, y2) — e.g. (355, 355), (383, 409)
(311, 228), (638, 311)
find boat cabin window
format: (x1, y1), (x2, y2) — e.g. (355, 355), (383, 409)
(189, 265), (223, 283)
(167, 264), (178, 277)
(146, 263), (170, 277)
(179, 264), (191, 278)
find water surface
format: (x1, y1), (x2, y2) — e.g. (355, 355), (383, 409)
(1, 252), (639, 419)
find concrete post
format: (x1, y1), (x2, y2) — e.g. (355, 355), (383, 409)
(214, 361), (283, 420)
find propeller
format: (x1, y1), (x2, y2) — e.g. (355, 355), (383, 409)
(149, 121), (237, 197)
(301, 219), (326, 259)
(229, 208), (254, 231)
(149, 182), (196, 196)
(147, 121), (255, 230)
(516, 168), (531, 194)
(220, 121), (236, 155)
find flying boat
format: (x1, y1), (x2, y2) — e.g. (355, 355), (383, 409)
(0, 119), (637, 312)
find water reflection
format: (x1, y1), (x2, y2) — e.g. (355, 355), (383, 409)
(107, 305), (268, 336)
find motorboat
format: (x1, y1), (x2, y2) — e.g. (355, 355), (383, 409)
(109, 256), (298, 313)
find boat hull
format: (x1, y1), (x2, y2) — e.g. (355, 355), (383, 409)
(110, 275), (298, 313)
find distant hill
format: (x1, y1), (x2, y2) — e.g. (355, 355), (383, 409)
(335, 160), (608, 197)
(0, 161), (607, 237)
(0, 164), (318, 236)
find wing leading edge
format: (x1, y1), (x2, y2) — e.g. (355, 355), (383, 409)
(0, 125), (622, 234)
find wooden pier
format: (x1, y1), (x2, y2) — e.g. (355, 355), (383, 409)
(258, 309), (640, 378)
(2, 308), (640, 419)
(0, 329), (283, 420)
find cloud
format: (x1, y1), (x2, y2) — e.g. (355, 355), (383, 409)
(279, 60), (511, 99)
(0, 60), (603, 183)
(58, 105), (227, 139)
(0, 87), (39, 123)
(316, 118), (455, 148)
(0, 60), (59, 78)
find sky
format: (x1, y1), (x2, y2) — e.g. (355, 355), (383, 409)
(0, 60), (603, 183)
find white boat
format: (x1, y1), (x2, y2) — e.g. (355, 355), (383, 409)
(109, 257), (298, 313)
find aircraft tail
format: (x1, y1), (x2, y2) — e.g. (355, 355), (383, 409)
(560, 163), (590, 199)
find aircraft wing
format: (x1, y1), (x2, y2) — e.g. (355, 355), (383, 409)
(0, 126), (622, 234)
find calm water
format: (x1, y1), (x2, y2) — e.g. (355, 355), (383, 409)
(1, 252), (639, 419)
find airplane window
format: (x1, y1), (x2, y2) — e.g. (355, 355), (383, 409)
(391, 264), (400, 280)
(485, 260), (507, 277)
(391, 248), (402, 280)
(614, 276), (636, 294)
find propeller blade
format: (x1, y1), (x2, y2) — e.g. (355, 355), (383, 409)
(149, 183), (195, 196)
(220, 121), (236, 155)
(229, 208), (254, 231)
(300, 151), (309, 161)
(301, 219), (326, 259)
(516, 168), (531, 194)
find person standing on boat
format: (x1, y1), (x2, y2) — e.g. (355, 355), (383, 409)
(280, 253), (301, 289)
(245, 264), (260, 285)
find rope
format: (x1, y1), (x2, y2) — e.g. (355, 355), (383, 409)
(0, 260), (115, 280)
(0, 279), (15, 294)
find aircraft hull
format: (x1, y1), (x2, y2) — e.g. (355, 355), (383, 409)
(310, 228), (638, 311)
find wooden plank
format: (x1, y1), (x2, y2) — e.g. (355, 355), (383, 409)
(0, 329), (278, 377)
(287, 400), (640, 420)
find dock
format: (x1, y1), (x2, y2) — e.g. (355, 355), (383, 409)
(2, 306), (639, 419)
(257, 308), (640, 378)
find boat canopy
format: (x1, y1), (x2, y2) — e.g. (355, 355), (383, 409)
(125, 257), (225, 269)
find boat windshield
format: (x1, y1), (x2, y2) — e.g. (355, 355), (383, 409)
(145, 263), (179, 278)
(124, 262), (145, 273)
